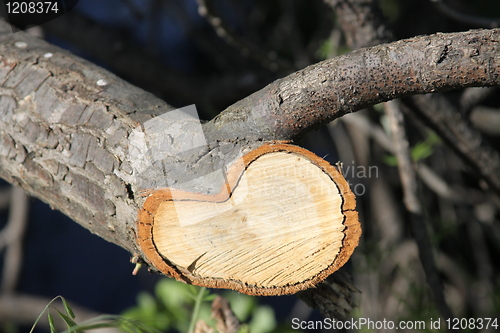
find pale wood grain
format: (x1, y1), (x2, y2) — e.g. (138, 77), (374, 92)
(138, 144), (360, 295)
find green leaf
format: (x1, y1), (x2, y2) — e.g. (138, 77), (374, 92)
(121, 292), (170, 331)
(153, 279), (190, 326)
(30, 296), (62, 333)
(186, 284), (202, 301)
(316, 39), (332, 60)
(225, 292), (256, 322)
(136, 292), (158, 314)
(384, 132), (441, 166)
(411, 132), (441, 162)
(61, 315), (161, 333)
(48, 312), (57, 333)
(383, 154), (398, 166)
(61, 297), (76, 319)
(237, 324), (250, 333)
(411, 142), (433, 161)
(55, 309), (81, 333)
(202, 289), (216, 302)
(155, 278), (191, 308)
(249, 306), (277, 333)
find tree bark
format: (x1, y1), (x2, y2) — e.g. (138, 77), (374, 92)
(1, 17), (500, 305)
(0, 19), (174, 254)
(209, 28), (500, 143)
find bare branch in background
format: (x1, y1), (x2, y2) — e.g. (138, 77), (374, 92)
(41, 11), (270, 111)
(341, 112), (487, 204)
(470, 106), (500, 136)
(459, 87), (496, 115)
(431, 0), (500, 28)
(325, 1), (500, 197)
(211, 296), (241, 333)
(196, 0), (292, 72)
(384, 100), (453, 321)
(0, 186), (29, 294)
(324, 0), (392, 48)
(402, 94), (500, 197)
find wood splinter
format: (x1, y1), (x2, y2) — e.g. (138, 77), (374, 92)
(136, 144), (361, 296)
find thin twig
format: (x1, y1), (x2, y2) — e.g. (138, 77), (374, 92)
(403, 94), (500, 197)
(211, 296), (240, 333)
(431, 0), (500, 28)
(459, 87), (496, 115)
(1, 186), (29, 294)
(297, 268), (359, 320)
(323, 0), (393, 48)
(340, 113), (487, 204)
(384, 100), (454, 322)
(385, 101), (420, 212)
(196, 0), (292, 72)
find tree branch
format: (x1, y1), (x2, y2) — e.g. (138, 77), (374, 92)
(208, 28), (500, 195)
(1, 17), (500, 305)
(196, 0), (291, 72)
(209, 28), (500, 141)
(0, 18), (174, 255)
(402, 94), (500, 196)
(431, 0), (500, 28)
(385, 100), (453, 321)
(41, 11), (268, 110)
(0, 186), (28, 294)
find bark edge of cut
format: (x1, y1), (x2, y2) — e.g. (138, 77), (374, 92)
(136, 144), (361, 296)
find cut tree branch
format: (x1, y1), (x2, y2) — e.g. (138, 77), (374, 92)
(2, 18), (500, 312)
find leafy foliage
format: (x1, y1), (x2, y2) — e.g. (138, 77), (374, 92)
(121, 278), (296, 333)
(29, 296), (157, 333)
(383, 131), (441, 166)
(31, 276), (300, 333)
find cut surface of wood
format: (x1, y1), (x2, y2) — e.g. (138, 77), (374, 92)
(137, 144), (360, 295)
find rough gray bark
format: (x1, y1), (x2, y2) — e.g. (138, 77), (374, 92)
(209, 28), (500, 143)
(40, 11), (268, 109)
(208, 28), (500, 195)
(0, 19), (174, 254)
(1, 18), (500, 295)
